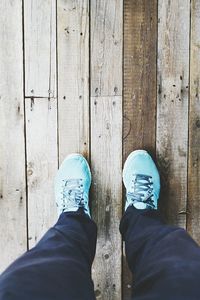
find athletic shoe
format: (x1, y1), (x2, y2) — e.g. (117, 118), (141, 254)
(55, 153), (91, 217)
(123, 150), (160, 210)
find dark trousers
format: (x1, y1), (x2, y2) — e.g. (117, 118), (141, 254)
(1, 207), (200, 300)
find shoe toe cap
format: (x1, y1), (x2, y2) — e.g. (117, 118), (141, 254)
(123, 150), (160, 193)
(55, 154), (91, 185)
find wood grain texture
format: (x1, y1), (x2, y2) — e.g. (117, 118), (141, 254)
(24, 0), (56, 98)
(123, 0), (157, 158)
(91, 96), (122, 300)
(57, 0), (89, 163)
(25, 98), (57, 248)
(90, 0), (123, 97)
(187, 0), (200, 243)
(123, 1), (157, 298)
(157, 0), (190, 228)
(90, 1), (123, 299)
(0, 0), (27, 271)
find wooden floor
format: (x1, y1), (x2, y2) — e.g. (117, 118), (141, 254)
(0, 0), (200, 299)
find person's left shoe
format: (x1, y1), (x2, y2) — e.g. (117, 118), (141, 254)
(123, 150), (160, 211)
(55, 153), (91, 217)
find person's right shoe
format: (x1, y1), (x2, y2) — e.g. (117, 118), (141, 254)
(123, 150), (160, 211)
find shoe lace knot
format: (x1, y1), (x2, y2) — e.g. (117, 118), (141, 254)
(61, 178), (85, 212)
(127, 174), (155, 209)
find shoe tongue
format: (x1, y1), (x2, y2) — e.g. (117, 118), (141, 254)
(133, 202), (148, 209)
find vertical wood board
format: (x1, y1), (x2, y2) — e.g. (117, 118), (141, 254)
(123, 1), (158, 298)
(91, 96), (122, 300)
(24, 0), (57, 98)
(57, 0), (89, 163)
(25, 98), (58, 248)
(90, 0), (123, 97)
(90, 0), (123, 299)
(157, 0), (190, 228)
(187, 0), (200, 243)
(0, 0), (27, 272)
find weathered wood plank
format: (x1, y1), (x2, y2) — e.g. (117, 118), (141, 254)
(123, 0), (157, 156)
(25, 98), (57, 248)
(57, 0), (89, 162)
(187, 0), (200, 244)
(91, 1), (123, 299)
(0, 0), (27, 271)
(91, 96), (122, 300)
(123, 0), (157, 298)
(24, 0), (56, 98)
(157, 0), (190, 228)
(90, 0), (122, 97)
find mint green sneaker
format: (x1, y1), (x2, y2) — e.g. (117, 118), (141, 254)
(55, 153), (91, 217)
(123, 150), (160, 210)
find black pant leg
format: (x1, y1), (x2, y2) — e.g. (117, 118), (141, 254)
(120, 206), (200, 300)
(0, 208), (97, 300)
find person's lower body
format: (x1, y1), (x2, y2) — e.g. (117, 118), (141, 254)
(0, 208), (97, 300)
(2, 151), (200, 300)
(120, 205), (200, 300)
(1, 205), (200, 300)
